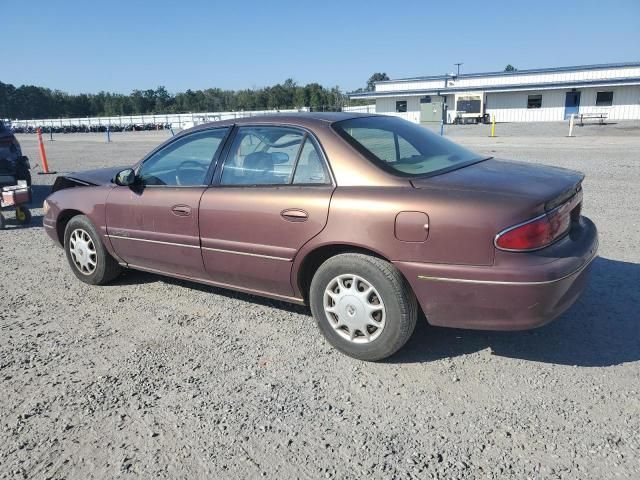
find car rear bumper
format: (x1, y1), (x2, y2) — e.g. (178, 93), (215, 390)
(0, 155), (28, 187)
(0, 159), (17, 186)
(394, 216), (598, 330)
(0, 175), (18, 186)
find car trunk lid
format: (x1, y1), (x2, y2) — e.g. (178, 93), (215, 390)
(411, 158), (583, 213)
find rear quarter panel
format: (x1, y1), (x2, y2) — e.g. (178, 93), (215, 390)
(291, 185), (543, 296)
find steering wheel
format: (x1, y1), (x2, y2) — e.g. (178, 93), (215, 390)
(175, 160), (208, 186)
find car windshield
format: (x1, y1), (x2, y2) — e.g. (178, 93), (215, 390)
(332, 116), (486, 177)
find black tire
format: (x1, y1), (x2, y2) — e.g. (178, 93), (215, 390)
(63, 215), (122, 285)
(15, 206), (31, 225)
(0, 214), (5, 230)
(309, 253), (418, 361)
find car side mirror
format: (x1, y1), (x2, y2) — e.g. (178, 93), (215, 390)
(114, 168), (136, 186)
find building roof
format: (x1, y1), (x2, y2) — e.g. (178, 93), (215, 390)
(372, 61), (640, 85)
(350, 78), (640, 99)
(348, 62), (640, 99)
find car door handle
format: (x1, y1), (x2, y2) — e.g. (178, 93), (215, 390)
(171, 205), (192, 216)
(281, 209), (308, 222)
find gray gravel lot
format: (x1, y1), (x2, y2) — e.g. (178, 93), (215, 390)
(1, 121), (639, 479)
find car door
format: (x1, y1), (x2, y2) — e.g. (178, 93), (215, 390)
(105, 127), (230, 277)
(199, 125), (334, 298)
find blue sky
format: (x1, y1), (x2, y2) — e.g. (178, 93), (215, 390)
(3, 0), (639, 94)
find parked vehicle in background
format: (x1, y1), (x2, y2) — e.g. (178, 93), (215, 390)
(452, 93), (490, 124)
(0, 121), (31, 187)
(42, 113), (597, 361)
(8, 123), (172, 134)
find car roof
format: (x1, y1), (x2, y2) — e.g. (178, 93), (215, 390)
(190, 111), (377, 131)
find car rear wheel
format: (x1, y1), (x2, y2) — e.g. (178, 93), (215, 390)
(310, 253), (418, 361)
(64, 215), (122, 285)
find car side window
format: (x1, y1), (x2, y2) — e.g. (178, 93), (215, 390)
(138, 128), (229, 186)
(292, 138), (330, 185)
(220, 127), (306, 186)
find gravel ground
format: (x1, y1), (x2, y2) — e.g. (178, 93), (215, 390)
(1, 121), (639, 479)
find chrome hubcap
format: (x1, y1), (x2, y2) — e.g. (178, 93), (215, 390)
(323, 274), (386, 344)
(69, 228), (97, 275)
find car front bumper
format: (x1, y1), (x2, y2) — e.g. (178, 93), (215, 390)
(394, 216), (598, 330)
(43, 217), (59, 244)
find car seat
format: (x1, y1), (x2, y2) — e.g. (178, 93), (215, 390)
(242, 151), (277, 184)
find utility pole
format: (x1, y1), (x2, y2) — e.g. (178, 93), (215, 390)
(454, 63), (463, 76)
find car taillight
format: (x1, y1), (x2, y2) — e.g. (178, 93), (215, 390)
(495, 201), (576, 252)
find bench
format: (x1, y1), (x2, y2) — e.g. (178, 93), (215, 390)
(574, 113), (608, 126)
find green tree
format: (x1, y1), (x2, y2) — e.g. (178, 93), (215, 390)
(0, 79), (348, 119)
(366, 72), (390, 91)
(504, 64), (517, 72)
(154, 86), (171, 112)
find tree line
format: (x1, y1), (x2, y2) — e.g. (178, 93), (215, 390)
(0, 74), (387, 120)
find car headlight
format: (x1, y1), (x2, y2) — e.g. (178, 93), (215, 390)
(43, 200), (50, 215)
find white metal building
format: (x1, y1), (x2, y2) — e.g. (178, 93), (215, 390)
(348, 62), (640, 124)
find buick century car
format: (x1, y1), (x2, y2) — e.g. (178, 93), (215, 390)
(43, 113), (598, 360)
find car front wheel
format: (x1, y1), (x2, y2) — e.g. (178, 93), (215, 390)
(64, 215), (122, 285)
(310, 253), (418, 361)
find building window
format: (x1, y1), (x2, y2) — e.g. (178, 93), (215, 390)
(527, 94), (542, 109)
(596, 91), (613, 106)
(396, 100), (407, 113)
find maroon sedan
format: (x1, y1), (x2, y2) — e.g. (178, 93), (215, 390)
(43, 113), (598, 360)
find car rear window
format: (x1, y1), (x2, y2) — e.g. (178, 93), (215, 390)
(332, 116), (485, 177)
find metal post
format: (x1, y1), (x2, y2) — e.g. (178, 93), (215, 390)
(490, 115), (496, 137)
(36, 128), (56, 174)
(568, 114), (575, 137)
(440, 119), (444, 136)
(106, 126), (111, 143)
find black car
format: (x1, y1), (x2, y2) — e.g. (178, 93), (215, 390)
(0, 121), (31, 187)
